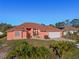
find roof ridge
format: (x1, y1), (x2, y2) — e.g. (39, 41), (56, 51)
(8, 22), (62, 32)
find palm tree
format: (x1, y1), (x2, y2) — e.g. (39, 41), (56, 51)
(49, 41), (75, 59)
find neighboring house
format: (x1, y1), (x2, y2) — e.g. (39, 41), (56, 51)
(0, 32), (3, 35)
(7, 23), (62, 40)
(63, 26), (78, 36)
(76, 27), (79, 31)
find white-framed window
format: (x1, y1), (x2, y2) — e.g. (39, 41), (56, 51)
(15, 31), (20, 37)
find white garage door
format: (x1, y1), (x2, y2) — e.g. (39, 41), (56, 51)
(48, 32), (61, 39)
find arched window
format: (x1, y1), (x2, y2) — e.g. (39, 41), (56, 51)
(15, 31), (20, 37)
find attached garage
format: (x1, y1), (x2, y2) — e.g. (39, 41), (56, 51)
(48, 32), (61, 39)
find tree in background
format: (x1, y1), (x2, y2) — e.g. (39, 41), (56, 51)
(55, 22), (65, 29)
(41, 23), (46, 26)
(64, 20), (71, 26)
(55, 19), (79, 29)
(0, 23), (13, 38)
(49, 24), (55, 27)
(70, 19), (79, 27)
(0, 23), (13, 32)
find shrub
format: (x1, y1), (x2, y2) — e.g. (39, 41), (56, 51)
(49, 41), (75, 59)
(6, 41), (52, 59)
(0, 32), (6, 38)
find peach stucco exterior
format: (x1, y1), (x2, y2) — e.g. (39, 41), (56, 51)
(7, 23), (63, 40)
(7, 31), (24, 40)
(39, 32), (48, 39)
(7, 29), (49, 40)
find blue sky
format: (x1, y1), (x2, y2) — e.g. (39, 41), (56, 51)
(0, 0), (79, 25)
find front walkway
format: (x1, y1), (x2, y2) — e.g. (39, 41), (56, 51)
(0, 44), (10, 59)
(32, 37), (76, 42)
(50, 38), (76, 42)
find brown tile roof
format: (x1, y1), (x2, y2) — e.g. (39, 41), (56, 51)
(76, 27), (79, 30)
(8, 23), (62, 32)
(42, 26), (62, 32)
(63, 26), (77, 31)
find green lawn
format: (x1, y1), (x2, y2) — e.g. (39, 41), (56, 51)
(65, 48), (79, 59)
(7, 39), (51, 48)
(0, 38), (79, 59)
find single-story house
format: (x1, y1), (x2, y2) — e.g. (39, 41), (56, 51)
(7, 23), (63, 40)
(0, 32), (3, 35)
(63, 26), (78, 36)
